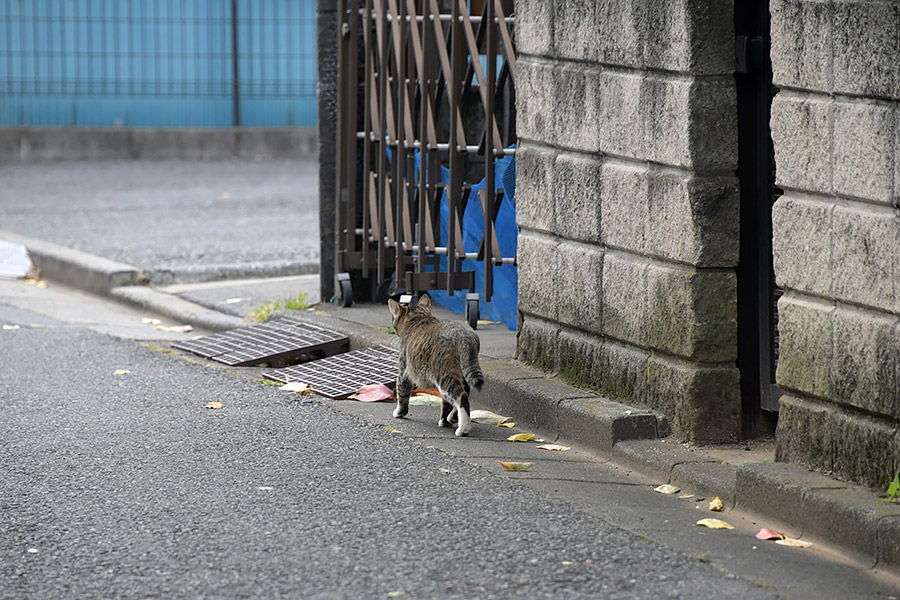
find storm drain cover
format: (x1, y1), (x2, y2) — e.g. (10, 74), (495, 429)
(171, 318), (349, 367)
(262, 345), (399, 399)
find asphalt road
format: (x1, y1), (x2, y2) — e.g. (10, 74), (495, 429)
(0, 301), (781, 600)
(0, 160), (319, 283)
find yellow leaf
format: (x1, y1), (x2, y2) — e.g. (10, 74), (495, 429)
(709, 497), (724, 512)
(498, 421), (516, 428)
(36, 281), (48, 288)
(205, 401), (223, 409)
(499, 461), (533, 471)
(507, 433), (535, 442)
(696, 518), (734, 530)
(775, 537), (812, 548)
(141, 318), (162, 325)
(281, 382), (309, 393)
(654, 484), (681, 495)
(679, 494), (695, 499)
(470, 409), (511, 425)
(536, 444), (571, 451)
(409, 394), (442, 406)
(113, 369), (131, 375)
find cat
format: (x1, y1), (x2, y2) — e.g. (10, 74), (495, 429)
(388, 294), (484, 437)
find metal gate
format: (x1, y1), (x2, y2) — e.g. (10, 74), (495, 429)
(334, 0), (516, 327)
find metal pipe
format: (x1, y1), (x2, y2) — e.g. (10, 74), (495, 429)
(231, 0), (240, 126)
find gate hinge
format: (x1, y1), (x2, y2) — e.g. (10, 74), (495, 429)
(735, 35), (768, 73)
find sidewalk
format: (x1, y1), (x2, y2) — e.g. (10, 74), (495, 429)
(2, 227), (898, 575)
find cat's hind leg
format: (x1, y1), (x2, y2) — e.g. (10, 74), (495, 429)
(439, 399), (454, 428)
(393, 375), (412, 419)
(454, 392), (471, 437)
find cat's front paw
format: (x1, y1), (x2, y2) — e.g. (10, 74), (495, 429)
(393, 406), (408, 418)
(438, 417), (451, 428)
(454, 424), (471, 437)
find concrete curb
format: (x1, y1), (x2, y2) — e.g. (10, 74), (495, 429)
(0, 231), (144, 296)
(111, 286), (246, 333)
(6, 234), (897, 572)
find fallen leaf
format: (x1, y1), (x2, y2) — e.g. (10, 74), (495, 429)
(409, 394), (442, 406)
(497, 421), (516, 428)
(113, 369), (131, 375)
(205, 401), (223, 409)
(507, 433), (535, 442)
(560, 561), (574, 566)
(439, 468), (452, 475)
(387, 592), (405, 598)
(679, 494), (695, 499)
(695, 497), (706, 502)
(470, 409), (511, 425)
(36, 281), (47, 288)
(349, 383), (394, 402)
(755, 528), (785, 541)
(281, 381), (309, 393)
(155, 324), (193, 333)
(696, 518), (734, 530)
(499, 461), (533, 472)
(2, 324), (20, 330)
(412, 387), (441, 397)
(222, 297), (249, 304)
(141, 318), (162, 325)
(709, 497), (724, 512)
(654, 484), (681, 495)
(536, 444), (571, 452)
(776, 537), (812, 548)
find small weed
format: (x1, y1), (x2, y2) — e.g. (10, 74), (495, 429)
(254, 378), (282, 387)
(249, 291), (310, 322)
(368, 324), (396, 335)
(882, 471), (900, 503)
(693, 553), (711, 564)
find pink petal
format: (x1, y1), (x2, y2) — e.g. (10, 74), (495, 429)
(755, 527), (786, 540)
(349, 383), (395, 402)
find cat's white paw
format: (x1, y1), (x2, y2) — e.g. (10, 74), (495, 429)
(393, 406), (407, 418)
(455, 407), (472, 437)
(454, 424), (471, 437)
(438, 417), (451, 428)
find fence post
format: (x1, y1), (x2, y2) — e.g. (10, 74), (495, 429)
(231, 0), (241, 127)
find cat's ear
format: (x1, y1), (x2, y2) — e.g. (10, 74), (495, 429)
(388, 298), (403, 317)
(417, 294), (432, 312)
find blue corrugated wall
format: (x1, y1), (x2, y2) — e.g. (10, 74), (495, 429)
(0, 0), (317, 127)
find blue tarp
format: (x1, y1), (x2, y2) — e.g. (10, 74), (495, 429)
(396, 148), (518, 330)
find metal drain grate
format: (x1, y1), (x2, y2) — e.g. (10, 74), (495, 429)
(262, 345), (399, 399)
(171, 318), (349, 367)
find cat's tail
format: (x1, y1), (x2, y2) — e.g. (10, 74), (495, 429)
(463, 354), (484, 392)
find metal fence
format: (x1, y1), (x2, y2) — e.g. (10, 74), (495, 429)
(335, 0), (516, 327)
(0, 0), (317, 127)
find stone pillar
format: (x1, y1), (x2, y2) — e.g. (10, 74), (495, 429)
(770, 0), (900, 488)
(514, 0), (740, 442)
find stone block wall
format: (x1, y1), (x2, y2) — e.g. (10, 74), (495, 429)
(770, 0), (900, 488)
(514, 0), (741, 441)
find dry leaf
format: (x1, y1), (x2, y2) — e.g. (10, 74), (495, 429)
(412, 387), (441, 397)
(498, 421), (516, 428)
(654, 484), (681, 495)
(696, 518), (734, 530)
(113, 369), (131, 375)
(775, 537), (812, 548)
(470, 409), (511, 425)
(755, 528), (785, 541)
(155, 324), (193, 333)
(679, 493), (695, 499)
(507, 433), (535, 442)
(205, 401), (223, 409)
(560, 561), (574, 566)
(36, 281), (47, 288)
(499, 461), (533, 472)
(349, 383), (394, 402)
(141, 318), (162, 325)
(409, 394), (442, 406)
(2, 324), (20, 330)
(536, 444), (571, 452)
(281, 381), (309, 393)
(709, 497), (724, 512)
(439, 468), (452, 475)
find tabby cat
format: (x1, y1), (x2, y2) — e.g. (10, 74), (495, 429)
(388, 294), (484, 437)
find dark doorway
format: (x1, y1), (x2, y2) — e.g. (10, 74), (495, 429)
(735, 0), (782, 437)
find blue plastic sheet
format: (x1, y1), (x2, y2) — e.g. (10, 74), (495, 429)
(387, 147), (518, 330)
